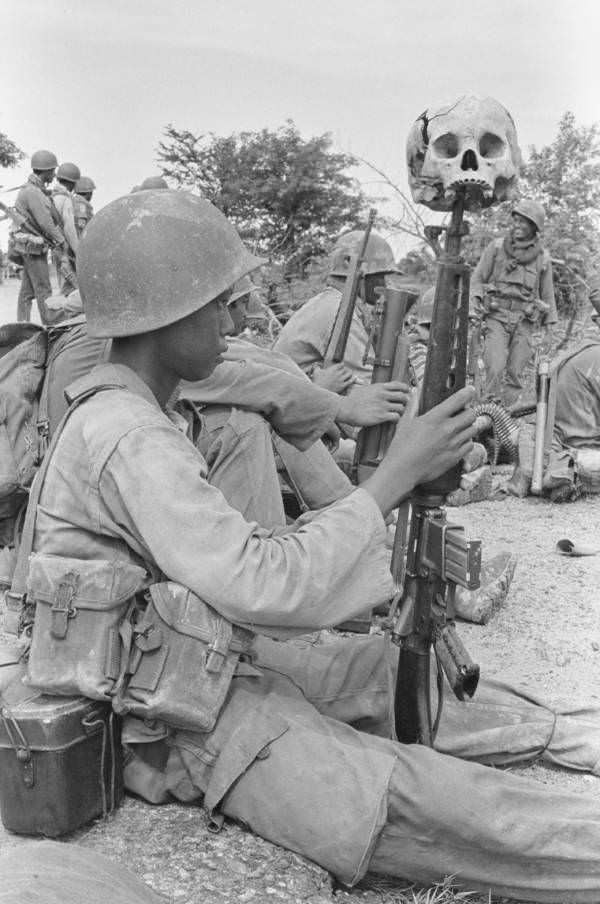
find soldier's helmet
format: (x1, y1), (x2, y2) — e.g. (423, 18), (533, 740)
(137, 176), (169, 191)
(414, 287), (435, 325)
(56, 162), (81, 184)
(512, 199), (545, 233)
(78, 190), (265, 338)
(329, 230), (398, 278)
(228, 275), (254, 306)
(31, 149), (58, 171)
(75, 176), (96, 194)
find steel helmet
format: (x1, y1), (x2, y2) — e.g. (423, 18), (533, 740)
(228, 274), (254, 306)
(78, 190), (266, 338)
(329, 230), (397, 277)
(56, 162), (81, 183)
(31, 149), (58, 171)
(512, 199), (545, 232)
(75, 176), (96, 193)
(414, 287), (435, 325)
(138, 175), (169, 190)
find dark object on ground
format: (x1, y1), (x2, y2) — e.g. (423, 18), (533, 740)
(0, 673), (122, 836)
(556, 538), (600, 557)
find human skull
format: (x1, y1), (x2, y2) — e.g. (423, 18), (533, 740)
(406, 95), (521, 211)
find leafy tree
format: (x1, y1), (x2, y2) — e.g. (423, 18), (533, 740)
(157, 120), (369, 271)
(0, 132), (24, 169)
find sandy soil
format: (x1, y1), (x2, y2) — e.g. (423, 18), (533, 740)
(1, 275), (599, 902)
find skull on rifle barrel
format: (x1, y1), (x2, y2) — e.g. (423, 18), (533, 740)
(406, 95), (521, 211)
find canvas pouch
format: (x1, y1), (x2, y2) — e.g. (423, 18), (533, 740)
(26, 554), (147, 701)
(113, 581), (255, 732)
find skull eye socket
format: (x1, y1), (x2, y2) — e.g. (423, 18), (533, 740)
(479, 133), (505, 158)
(432, 133), (459, 158)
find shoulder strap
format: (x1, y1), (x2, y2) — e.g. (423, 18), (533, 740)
(9, 382), (125, 605)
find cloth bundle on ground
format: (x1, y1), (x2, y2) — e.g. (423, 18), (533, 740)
(0, 841), (165, 903)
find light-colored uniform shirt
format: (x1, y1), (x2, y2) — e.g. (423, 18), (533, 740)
(33, 363), (392, 638)
(554, 340), (600, 449)
(274, 287), (373, 384)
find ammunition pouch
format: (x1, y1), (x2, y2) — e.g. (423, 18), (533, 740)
(483, 295), (538, 324)
(9, 231), (48, 258)
(26, 555), (147, 701)
(113, 581), (256, 733)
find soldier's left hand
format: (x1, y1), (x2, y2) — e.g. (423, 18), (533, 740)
(336, 380), (411, 427)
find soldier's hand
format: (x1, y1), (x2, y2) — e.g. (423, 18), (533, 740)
(363, 387), (477, 517)
(312, 363), (354, 394)
(336, 381), (411, 426)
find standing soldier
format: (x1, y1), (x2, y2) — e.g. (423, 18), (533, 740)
(73, 176), (96, 237)
(51, 161), (80, 294)
(12, 149), (66, 323)
(470, 200), (557, 406)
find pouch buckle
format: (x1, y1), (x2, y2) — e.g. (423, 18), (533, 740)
(50, 571), (79, 639)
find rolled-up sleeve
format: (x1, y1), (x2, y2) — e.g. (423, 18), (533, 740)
(99, 422), (392, 635)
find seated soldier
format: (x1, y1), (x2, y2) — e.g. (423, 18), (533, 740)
(179, 274), (411, 520)
(23, 191), (600, 902)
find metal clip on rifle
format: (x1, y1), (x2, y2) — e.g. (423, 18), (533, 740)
(323, 208), (376, 367)
(392, 191), (481, 746)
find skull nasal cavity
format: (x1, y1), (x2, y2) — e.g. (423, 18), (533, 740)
(461, 150), (479, 171)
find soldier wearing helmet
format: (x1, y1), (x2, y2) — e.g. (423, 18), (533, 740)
(470, 198), (557, 405)
(12, 150), (66, 323)
(73, 176), (96, 237)
(51, 161), (81, 293)
(274, 229), (402, 393)
(24, 190), (593, 902)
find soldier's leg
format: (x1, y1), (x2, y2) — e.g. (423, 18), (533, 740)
(504, 318), (534, 406)
(24, 252), (54, 325)
(164, 668), (600, 901)
(16, 259), (35, 321)
(481, 317), (509, 400)
(272, 434), (353, 511)
(197, 406), (287, 527)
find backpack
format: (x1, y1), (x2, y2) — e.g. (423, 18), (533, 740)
(0, 320), (109, 551)
(0, 324), (48, 546)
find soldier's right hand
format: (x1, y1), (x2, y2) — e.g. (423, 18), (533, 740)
(363, 387), (477, 517)
(312, 362), (355, 394)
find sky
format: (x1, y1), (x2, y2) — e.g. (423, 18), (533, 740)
(1, 0), (599, 252)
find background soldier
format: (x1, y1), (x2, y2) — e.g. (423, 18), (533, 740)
(274, 230), (400, 393)
(73, 176), (96, 236)
(470, 200), (557, 406)
(51, 161), (80, 294)
(12, 149), (66, 323)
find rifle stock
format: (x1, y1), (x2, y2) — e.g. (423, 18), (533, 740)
(323, 208), (376, 367)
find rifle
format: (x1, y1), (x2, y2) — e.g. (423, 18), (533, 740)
(323, 208), (376, 367)
(391, 191), (481, 745)
(353, 286), (417, 483)
(0, 200), (78, 292)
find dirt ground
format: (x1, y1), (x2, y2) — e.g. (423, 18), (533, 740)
(1, 276), (600, 902)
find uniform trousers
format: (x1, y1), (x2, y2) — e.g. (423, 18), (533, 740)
(483, 315), (535, 406)
(17, 253), (54, 324)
